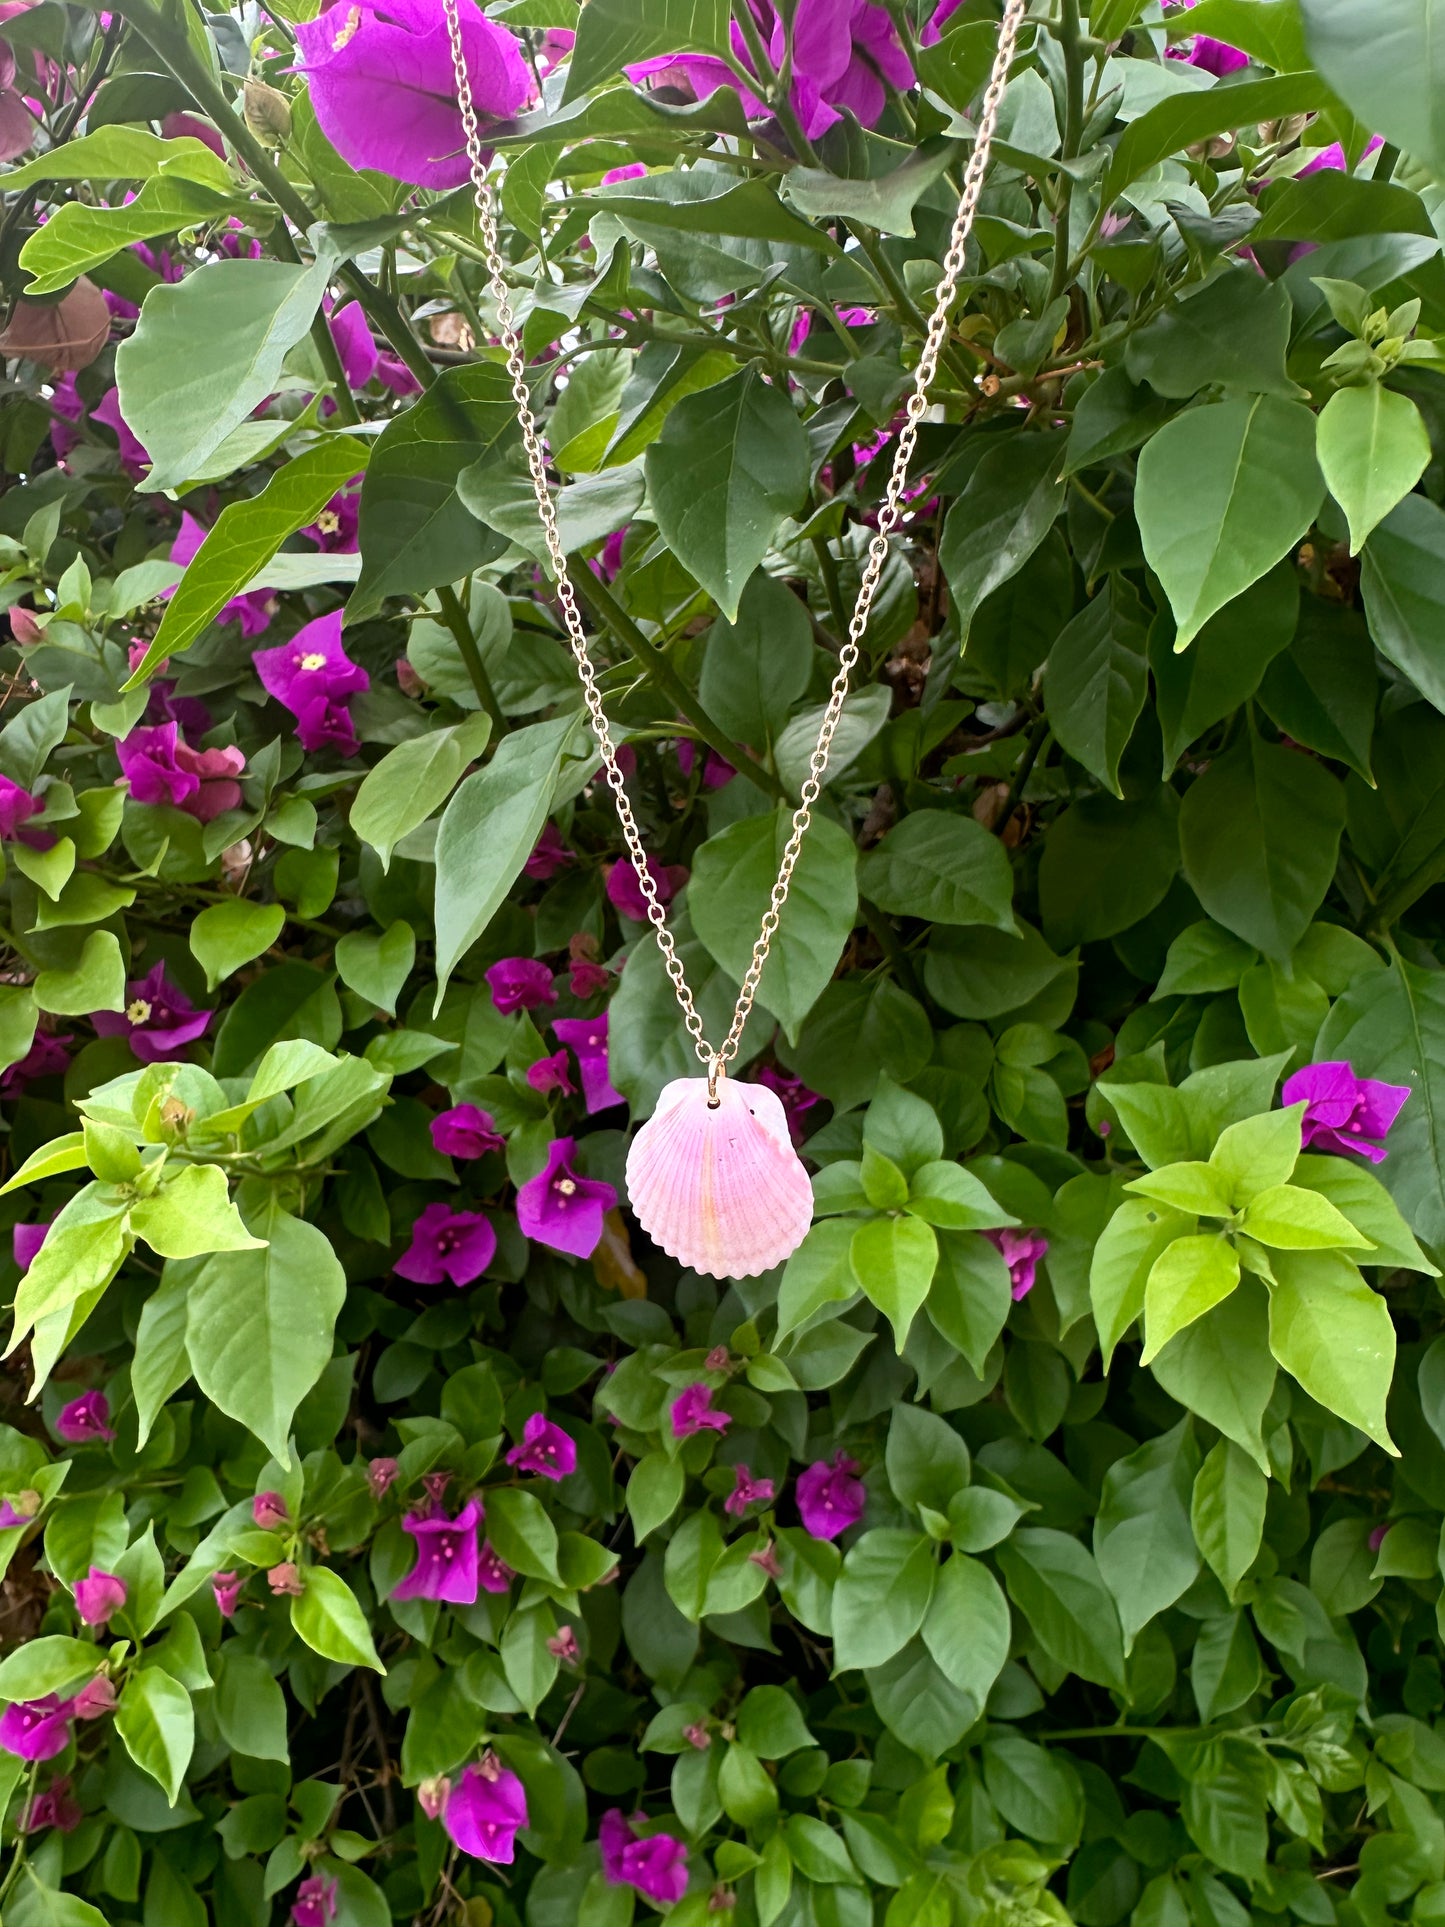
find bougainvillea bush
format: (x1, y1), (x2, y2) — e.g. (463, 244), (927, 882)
(5, 0), (1445, 1919)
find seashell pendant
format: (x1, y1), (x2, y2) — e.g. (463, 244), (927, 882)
(625, 1075), (814, 1280)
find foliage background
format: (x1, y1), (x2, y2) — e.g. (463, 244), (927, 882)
(3, 0), (1445, 1922)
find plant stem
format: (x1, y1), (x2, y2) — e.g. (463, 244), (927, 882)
(434, 584), (506, 736)
(567, 566), (785, 803)
(995, 715), (1050, 835)
(1049, 0), (1087, 304)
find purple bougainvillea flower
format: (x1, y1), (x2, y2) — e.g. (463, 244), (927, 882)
(569, 957), (612, 999)
(0, 1032), (71, 1097)
(1162, 0), (1247, 74)
(92, 962), (211, 1065)
(724, 1464), (776, 1516)
(757, 1064), (821, 1144)
(797, 1452), (865, 1540)
(0, 1696), (73, 1762)
(1282, 1060), (1412, 1163)
(676, 737), (735, 788)
(1299, 133), (1385, 177)
(167, 513), (277, 636)
(0, 773), (43, 844)
(302, 479), (362, 554)
(367, 1458), (399, 1501)
(70, 1676), (116, 1722)
(985, 1227), (1049, 1301)
(175, 740), (247, 823)
(485, 956), (557, 1015)
(523, 822), (574, 880)
(90, 387), (149, 480)
(606, 854), (685, 923)
(295, 0), (533, 190)
(254, 611), (370, 755)
(291, 1874), (338, 1927)
(599, 1809), (690, 1905)
(552, 1015), (624, 1114)
(393, 1497), (482, 1604)
(515, 1137), (617, 1260)
(23, 1775), (82, 1834)
(395, 1202), (496, 1287)
(253, 1491), (290, 1530)
(431, 1104), (504, 1160)
(671, 1384), (730, 1439)
(211, 1571), (243, 1618)
(327, 295), (378, 390)
(504, 1413), (577, 1481)
(12, 1220), (49, 1270)
(73, 1567), (126, 1627)
(55, 1391), (115, 1444)
(116, 722), (198, 811)
(526, 1049), (576, 1098)
(477, 1542), (515, 1593)
(443, 1757), (529, 1862)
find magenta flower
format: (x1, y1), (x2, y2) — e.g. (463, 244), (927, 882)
(671, 1384), (730, 1439)
(393, 1497), (482, 1604)
(167, 513), (277, 636)
(485, 956), (557, 1016)
(526, 1049), (576, 1098)
(515, 1137), (617, 1260)
(431, 1104), (504, 1160)
(55, 1390), (114, 1444)
(254, 612), (370, 756)
(0, 773), (43, 843)
(91, 387), (149, 481)
(524, 823), (573, 880)
(211, 1571), (243, 1618)
(590, 527), (629, 583)
(477, 1543), (515, 1594)
(253, 1491), (290, 1531)
(606, 855), (684, 923)
(1282, 1060), (1412, 1164)
(797, 1453), (865, 1541)
(0, 1032), (71, 1097)
(291, 1874), (338, 1927)
(92, 962), (211, 1064)
(12, 1220), (49, 1270)
(1300, 134), (1385, 176)
(504, 1413), (577, 1481)
(567, 961), (610, 1003)
(552, 1015), (624, 1114)
(176, 741), (246, 823)
(0, 1491), (40, 1529)
(1163, 0), (1247, 73)
(0, 1697), (72, 1762)
(442, 1757), (529, 1862)
(73, 1567), (125, 1628)
(295, 0), (533, 190)
(23, 1775), (82, 1834)
(599, 1809), (689, 1906)
(367, 1458), (399, 1501)
(71, 1675), (116, 1722)
(268, 1562), (304, 1597)
(302, 481), (362, 554)
(327, 297), (378, 390)
(394, 1202), (496, 1287)
(548, 1625), (580, 1664)
(724, 1465), (775, 1517)
(1369, 1522), (1392, 1553)
(117, 722), (197, 810)
(757, 1064), (821, 1144)
(984, 1227), (1049, 1301)
(676, 738), (735, 788)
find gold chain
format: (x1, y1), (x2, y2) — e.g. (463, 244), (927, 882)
(439, 0), (1027, 1075)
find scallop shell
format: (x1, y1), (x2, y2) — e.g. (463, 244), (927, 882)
(625, 1076), (814, 1279)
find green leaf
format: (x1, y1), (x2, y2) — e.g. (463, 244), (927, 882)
(736, 1685), (814, 1760)
(18, 178), (238, 295)
(690, 807), (857, 1041)
(1136, 396), (1325, 651)
(627, 1451), (685, 1542)
(920, 1553), (1010, 1704)
(1103, 72), (1326, 198)
(924, 917), (1075, 1023)
(485, 1487), (561, 1582)
(132, 1270), (193, 1448)
(831, 1529), (937, 1671)
(1143, 1233), (1241, 1363)
(214, 1651), (290, 1764)
(335, 920), (416, 1017)
(1090, 1197), (1194, 1367)
(347, 713), (491, 872)
(1043, 578), (1149, 797)
(850, 1215), (939, 1351)
(564, 0), (729, 100)
(1126, 270), (1300, 400)
(1150, 563), (1300, 776)
(906, 1161), (1014, 1231)
(347, 363), (518, 620)
(115, 1665), (194, 1803)
(857, 811), (1017, 930)
(886, 1405), (970, 1516)
(9, 1185), (131, 1360)
(115, 255), (332, 493)
(1239, 1182), (1375, 1251)
(777, 1220), (860, 1341)
(1266, 1247), (1397, 1452)
(8, 1873), (111, 1927)
(783, 139), (961, 238)
(1360, 492), (1445, 714)
(129, 439), (371, 680)
(940, 430), (1067, 644)
(1150, 1280), (1276, 1470)
(1094, 1423), (1200, 1652)
(189, 900), (285, 992)
(1300, 0), (1445, 177)
(1127, 1162), (1234, 1218)
(1209, 1105), (1304, 1202)
(1191, 1438), (1268, 1599)
(927, 1231), (1013, 1375)
(433, 714), (585, 1000)
(131, 1165), (266, 1261)
(995, 1527), (1127, 1691)
(0, 1634), (102, 1701)
(0, 125), (233, 192)
(1318, 384), (1430, 556)
(645, 368), (809, 621)
(33, 929), (126, 1016)
(1179, 734), (1345, 958)
(696, 571), (813, 753)
(1259, 598), (1377, 781)
(185, 1194), (345, 1465)
(1295, 1152), (1439, 1273)
(290, 1566), (385, 1672)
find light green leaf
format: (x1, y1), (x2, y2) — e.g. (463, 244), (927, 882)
(189, 900), (285, 991)
(334, 920), (415, 1017)
(131, 1165), (266, 1261)
(1191, 1438), (1267, 1599)
(132, 1269), (194, 1447)
(0, 1634), (102, 1701)
(1, 125), (233, 192)
(1318, 383), (1430, 555)
(1240, 1182), (1375, 1251)
(349, 713), (491, 871)
(1126, 1161), (1234, 1218)
(920, 1553), (1011, 1703)
(1143, 1233), (1241, 1363)
(1209, 1105), (1303, 1202)
(831, 1529), (937, 1672)
(33, 929), (126, 1016)
(1295, 1152), (1439, 1273)
(18, 178), (238, 295)
(8, 1184), (131, 1361)
(1090, 1197), (1194, 1367)
(115, 1665), (195, 1803)
(1267, 1247), (1397, 1452)
(850, 1215), (938, 1351)
(776, 1220), (860, 1342)
(290, 1566), (384, 1672)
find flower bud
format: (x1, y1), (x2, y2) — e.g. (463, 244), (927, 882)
(8, 606), (42, 645)
(242, 77), (292, 145)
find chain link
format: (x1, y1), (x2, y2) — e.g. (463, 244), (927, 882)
(440, 0), (1026, 1071)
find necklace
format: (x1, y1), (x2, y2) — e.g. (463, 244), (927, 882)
(440, 0), (1026, 1279)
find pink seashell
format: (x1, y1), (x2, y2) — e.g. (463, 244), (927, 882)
(625, 1076), (814, 1279)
